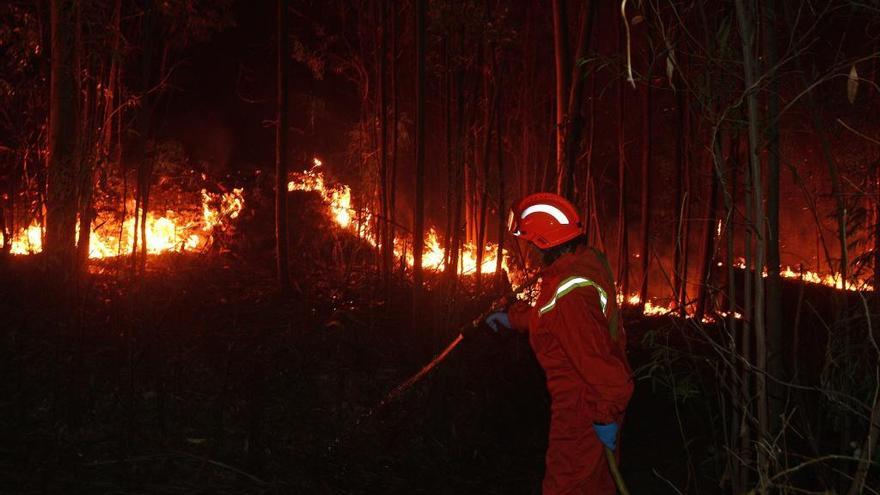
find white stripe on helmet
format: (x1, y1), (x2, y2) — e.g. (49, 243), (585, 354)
(520, 203), (571, 224)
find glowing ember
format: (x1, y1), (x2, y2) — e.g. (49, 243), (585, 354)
(288, 158), (508, 275)
(6, 188), (245, 259)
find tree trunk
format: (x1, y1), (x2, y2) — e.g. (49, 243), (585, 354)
(875, 162), (880, 298)
(446, 66), (465, 285)
(443, 40), (453, 271)
(673, 77), (690, 315)
(412, 0), (426, 319)
(763, 0), (785, 432)
(476, 57), (498, 289)
(695, 150), (719, 323)
(736, 0), (769, 482)
(378, 0), (390, 288)
(559, 0), (596, 199)
(275, 0), (290, 290)
(552, 0), (570, 195)
(130, 0), (157, 274)
(495, 75), (506, 288)
(390, 1), (399, 271)
(75, 5), (94, 270)
(616, 13), (629, 297)
(639, 65), (651, 309)
(584, 72), (596, 244)
(45, 0), (80, 278)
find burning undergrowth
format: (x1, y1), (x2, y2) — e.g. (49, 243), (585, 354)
(288, 157), (510, 279)
(3, 156), (245, 262)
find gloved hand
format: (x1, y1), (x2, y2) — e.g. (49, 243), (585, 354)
(593, 422), (618, 451)
(485, 312), (511, 332)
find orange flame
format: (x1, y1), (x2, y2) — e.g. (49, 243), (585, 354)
(5, 188), (244, 259)
(288, 158), (508, 275)
(732, 258), (874, 292)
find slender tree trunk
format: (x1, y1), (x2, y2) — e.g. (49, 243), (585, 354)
(378, 0), (390, 288)
(390, 1), (399, 271)
(46, 0), (80, 278)
(584, 73), (596, 243)
(736, 0), (769, 482)
(275, 0), (290, 290)
(76, 18), (94, 269)
(552, 0), (570, 195)
(673, 81), (686, 312)
(875, 162), (880, 297)
(741, 130), (754, 489)
(412, 0), (426, 320)
(130, 0), (156, 274)
(616, 14), (629, 297)
(443, 40), (453, 270)
(695, 150), (719, 323)
(560, 0), (596, 199)
(476, 60), (498, 288)
(447, 67), (465, 284)
(495, 76), (505, 288)
(639, 66), (651, 309)
(763, 0), (784, 432)
(2, 155), (12, 254)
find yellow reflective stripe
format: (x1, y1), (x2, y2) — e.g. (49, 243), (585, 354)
(538, 276), (608, 316)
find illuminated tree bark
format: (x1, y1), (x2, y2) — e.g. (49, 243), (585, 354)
(45, 0), (80, 277)
(638, 59), (651, 310)
(553, 0), (595, 199)
(390, 1), (399, 273)
(552, 0), (569, 196)
(673, 72), (690, 316)
(378, 0), (391, 287)
(412, 0), (426, 312)
(275, 0), (290, 290)
(495, 75), (506, 289)
(475, 48), (498, 290)
(616, 9), (629, 298)
(130, 0), (157, 274)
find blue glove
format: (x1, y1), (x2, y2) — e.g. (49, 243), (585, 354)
(485, 312), (511, 332)
(593, 422), (618, 451)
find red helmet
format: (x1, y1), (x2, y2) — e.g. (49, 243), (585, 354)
(508, 193), (582, 250)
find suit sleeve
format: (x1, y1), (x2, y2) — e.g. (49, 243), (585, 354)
(507, 301), (533, 333)
(549, 287), (633, 423)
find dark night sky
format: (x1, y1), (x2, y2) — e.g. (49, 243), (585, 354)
(160, 0), (358, 177)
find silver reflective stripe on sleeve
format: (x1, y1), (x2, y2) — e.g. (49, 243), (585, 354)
(538, 276), (608, 316)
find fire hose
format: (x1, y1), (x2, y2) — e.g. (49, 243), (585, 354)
(327, 278), (538, 456)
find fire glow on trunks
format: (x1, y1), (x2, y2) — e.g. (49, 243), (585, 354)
(4, 188), (244, 258)
(287, 157), (508, 275)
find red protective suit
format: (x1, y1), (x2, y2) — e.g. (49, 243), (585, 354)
(509, 245), (633, 494)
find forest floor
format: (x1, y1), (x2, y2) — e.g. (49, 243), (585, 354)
(0, 245), (708, 494)
(6, 193), (852, 493)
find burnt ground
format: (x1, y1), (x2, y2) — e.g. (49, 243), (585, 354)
(0, 197), (871, 494)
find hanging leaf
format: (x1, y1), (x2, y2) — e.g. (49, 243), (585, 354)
(631, 15), (644, 25)
(847, 64), (859, 104)
(666, 51), (676, 91)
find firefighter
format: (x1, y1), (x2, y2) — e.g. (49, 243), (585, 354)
(485, 192), (633, 495)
